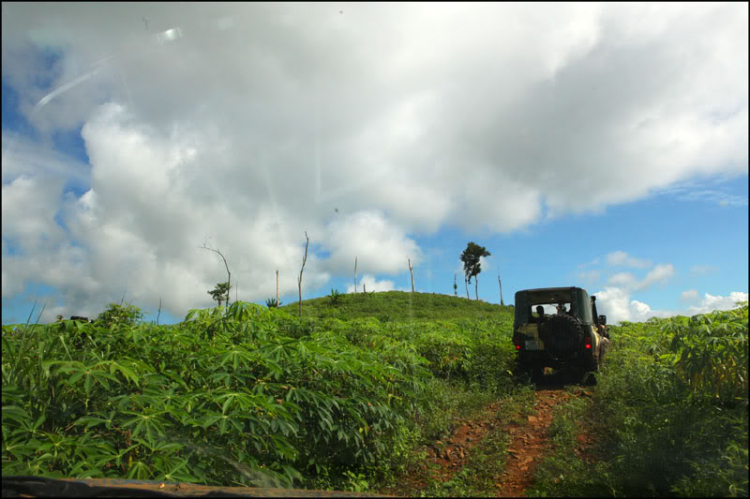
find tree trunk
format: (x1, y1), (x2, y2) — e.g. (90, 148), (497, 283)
(475, 275), (479, 301)
(465, 276), (470, 299)
(298, 232), (309, 318)
(199, 243), (232, 309)
(408, 258), (415, 293)
(498, 275), (504, 306)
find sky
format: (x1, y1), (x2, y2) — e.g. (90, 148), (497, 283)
(2, 2), (747, 326)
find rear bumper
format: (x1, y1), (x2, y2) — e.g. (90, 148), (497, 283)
(516, 349), (594, 371)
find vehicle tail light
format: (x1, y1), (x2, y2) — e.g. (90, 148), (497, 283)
(584, 334), (592, 350)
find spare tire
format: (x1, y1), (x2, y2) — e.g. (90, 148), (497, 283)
(538, 314), (584, 353)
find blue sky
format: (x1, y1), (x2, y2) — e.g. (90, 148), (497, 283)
(2, 3), (747, 325)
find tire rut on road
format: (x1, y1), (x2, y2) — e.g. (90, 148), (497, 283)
(379, 380), (595, 497)
(495, 388), (572, 497)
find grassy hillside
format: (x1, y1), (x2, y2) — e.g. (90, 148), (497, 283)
(279, 290), (514, 322)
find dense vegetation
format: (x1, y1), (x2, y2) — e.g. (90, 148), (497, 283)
(528, 303), (748, 497)
(280, 290), (513, 321)
(2, 294), (517, 491)
(3, 292), (747, 496)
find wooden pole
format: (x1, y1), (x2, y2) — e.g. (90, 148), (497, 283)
(298, 232), (309, 318)
(408, 258), (415, 293)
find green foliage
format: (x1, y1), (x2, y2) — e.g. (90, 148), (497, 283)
(95, 303), (143, 328)
(328, 289), (342, 306)
(6, 292), (744, 496)
(208, 282), (231, 307)
(460, 242), (491, 284)
(281, 290), (514, 322)
(265, 298), (281, 308)
(2, 298), (516, 491)
(528, 304), (749, 497)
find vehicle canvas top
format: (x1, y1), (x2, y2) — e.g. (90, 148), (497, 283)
(514, 287), (593, 326)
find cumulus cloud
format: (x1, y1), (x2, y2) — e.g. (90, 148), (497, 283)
(680, 289), (699, 302)
(607, 272), (638, 289)
(636, 264), (675, 290)
(1, 3), (747, 319)
(595, 288), (747, 324)
(606, 251), (650, 269)
(346, 275), (394, 294)
(686, 292), (749, 315)
(594, 287), (672, 324)
(602, 264), (674, 292)
(324, 211), (421, 276)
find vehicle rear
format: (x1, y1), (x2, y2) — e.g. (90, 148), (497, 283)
(512, 287), (605, 382)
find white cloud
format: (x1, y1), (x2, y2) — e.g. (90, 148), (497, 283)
(636, 264), (675, 290)
(601, 264), (673, 292)
(346, 275), (394, 294)
(1, 3), (747, 319)
(2, 132), (90, 187)
(595, 288), (747, 324)
(608, 272), (638, 288)
(324, 210), (421, 276)
(594, 287), (673, 324)
(680, 289), (699, 302)
(686, 292), (749, 315)
(606, 251), (650, 268)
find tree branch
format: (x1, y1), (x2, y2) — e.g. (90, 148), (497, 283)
(199, 242), (232, 308)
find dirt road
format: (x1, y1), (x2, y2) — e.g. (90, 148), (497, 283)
(381, 375), (595, 497)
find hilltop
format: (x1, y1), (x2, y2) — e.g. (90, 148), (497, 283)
(278, 290), (514, 322)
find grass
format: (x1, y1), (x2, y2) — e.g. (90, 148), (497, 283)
(377, 383), (536, 497)
(279, 290), (513, 322)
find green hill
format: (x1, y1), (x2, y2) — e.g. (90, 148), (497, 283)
(278, 290), (514, 321)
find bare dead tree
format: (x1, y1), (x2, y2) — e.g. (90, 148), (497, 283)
(156, 297), (162, 325)
(498, 274), (504, 306)
(199, 241), (232, 308)
(354, 257), (358, 294)
(298, 232), (309, 318)
(276, 270), (280, 304)
(408, 258), (415, 293)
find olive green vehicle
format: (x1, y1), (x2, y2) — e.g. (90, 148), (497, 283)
(512, 287), (610, 383)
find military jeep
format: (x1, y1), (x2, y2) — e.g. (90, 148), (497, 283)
(513, 287), (609, 383)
